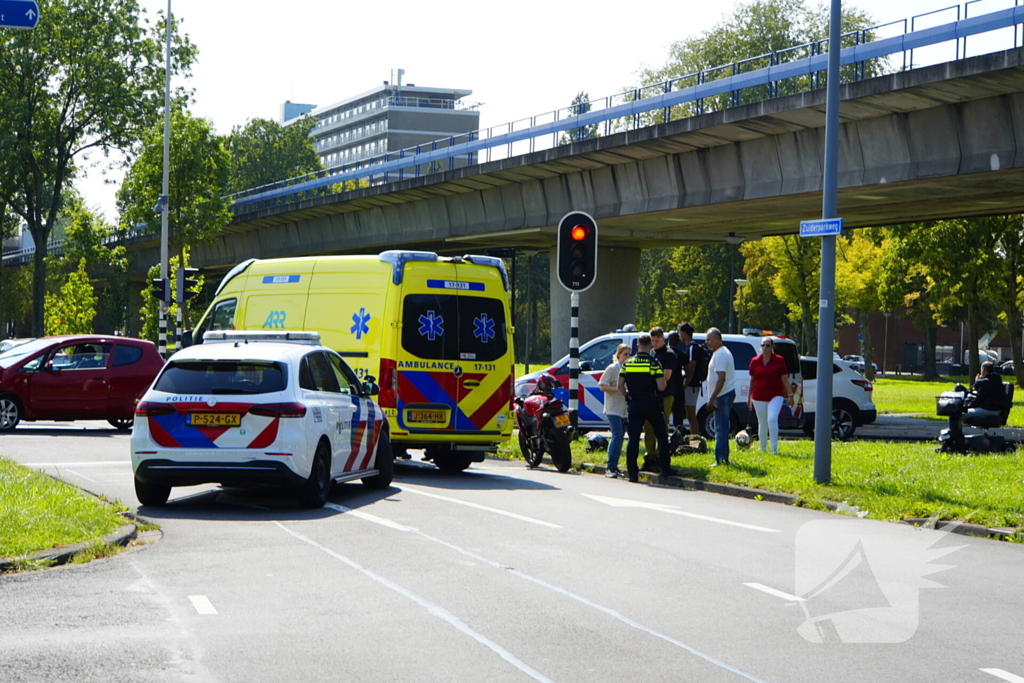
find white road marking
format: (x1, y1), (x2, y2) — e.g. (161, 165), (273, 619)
(64, 469), (100, 485)
(276, 522), (554, 683)
(324, 502), (416, 531)
(188, 595), (218, 615)
(31, 461), (129, 468)
(398, 485), (562, 529)
(982, 669), (1024, 682)
(743, 582), (805, 602)
(308, 509), (771, 682)
(583, 493), (781, 533)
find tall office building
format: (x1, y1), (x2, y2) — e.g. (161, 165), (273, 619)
(282, 77), (480, 171)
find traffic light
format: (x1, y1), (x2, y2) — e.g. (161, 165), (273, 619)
(177, 267), (199, 305)
(149, 277), (170, 303)
(556, 211), (598, 292)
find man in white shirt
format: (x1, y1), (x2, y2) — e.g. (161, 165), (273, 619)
(704, 327), (735, 465)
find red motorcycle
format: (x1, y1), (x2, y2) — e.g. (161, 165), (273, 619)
(514, 374), (573, 472)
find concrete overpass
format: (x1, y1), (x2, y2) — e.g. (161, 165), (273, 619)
(123, 38), (1024, 348)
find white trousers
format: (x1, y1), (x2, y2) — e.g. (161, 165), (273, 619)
(753, 395), (784, 453)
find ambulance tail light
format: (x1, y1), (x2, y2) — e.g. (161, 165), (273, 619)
(378, 358), (397, 408)
(250, 403), (307, 418)
(135, 401), (175, 416)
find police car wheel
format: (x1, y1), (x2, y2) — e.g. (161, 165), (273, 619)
(362, 429), (394, 489)
(297, 441), (331, 508)
(134, 476), (170, 507)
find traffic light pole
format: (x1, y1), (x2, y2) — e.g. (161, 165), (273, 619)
(158, 0), (172, 359)
(568, 291), (580, 433)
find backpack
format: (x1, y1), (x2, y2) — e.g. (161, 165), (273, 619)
(688, 339), (711, 384)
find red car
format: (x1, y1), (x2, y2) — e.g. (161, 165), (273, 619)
(0, 335), (164, 432)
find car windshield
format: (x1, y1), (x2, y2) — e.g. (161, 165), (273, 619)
(154, 360), (287, 395)
(0, 338), (56, 368)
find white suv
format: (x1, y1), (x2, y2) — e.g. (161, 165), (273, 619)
(798, 357), (877, 439)
(515, 329), (805, 438)
(131, 331), (391, 508)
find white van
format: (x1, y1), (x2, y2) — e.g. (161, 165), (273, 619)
(515, 329), (804, 437)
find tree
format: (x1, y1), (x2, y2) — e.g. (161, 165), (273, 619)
(836, 231), (887, 379)
(993, 215), (1024, 388)
(629, 0), (881, 127)
(560, 92), (599, 144)
(117, 106), (231, 276)
(225, 117), (323, 195)
(0, 0), (196, 337)
(742, 235), (821, 354)
(44, 258), (96, 335)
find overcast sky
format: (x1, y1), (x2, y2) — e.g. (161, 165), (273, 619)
(76, 0), (1008, 222)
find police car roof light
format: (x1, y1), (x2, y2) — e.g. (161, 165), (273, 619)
(379, 250), (439, 285)
(743, 328), (786, 338)
(204, 330), (322, 345)
(463, 255), (510, 292)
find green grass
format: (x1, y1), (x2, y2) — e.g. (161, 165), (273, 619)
(873, 376), (1024, 426)
(497, 437), (1024, 530)
(0, 457), (128, 561)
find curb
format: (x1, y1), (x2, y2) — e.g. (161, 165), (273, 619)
(578, 462), (1021, 541)
(0, 522), (137, 573)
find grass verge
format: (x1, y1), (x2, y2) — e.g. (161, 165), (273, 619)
(0, 456), (129, 561)
(497, 436), (1024, 530)
(873, 377), (1024, 426)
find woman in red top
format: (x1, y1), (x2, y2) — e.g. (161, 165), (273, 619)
(746, 338), (794, 454)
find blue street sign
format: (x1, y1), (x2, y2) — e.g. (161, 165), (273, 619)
(800, 217), (843, 237)
(0, 0), (39, 29)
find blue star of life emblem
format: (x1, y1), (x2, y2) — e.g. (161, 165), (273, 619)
(473, 313), (495, 343)
(418, 310), (444, 341)
(350, 307), (371, 340)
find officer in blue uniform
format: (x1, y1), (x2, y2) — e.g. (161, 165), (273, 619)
(617, 334), (674, 482)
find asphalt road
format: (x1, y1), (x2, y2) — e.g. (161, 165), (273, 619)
(2, 422), (1023, 683)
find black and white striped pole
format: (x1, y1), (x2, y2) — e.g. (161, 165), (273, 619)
(556, 211), (598, 435)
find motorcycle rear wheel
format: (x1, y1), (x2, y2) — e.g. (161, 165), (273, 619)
(519, 429), (543, 468)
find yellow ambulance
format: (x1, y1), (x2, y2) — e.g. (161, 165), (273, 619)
(190, 251), (515, 472)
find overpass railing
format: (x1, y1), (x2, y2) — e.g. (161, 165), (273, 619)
(226, 2), (1024, 214)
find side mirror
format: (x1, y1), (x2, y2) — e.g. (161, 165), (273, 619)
(362, 381), (380, 396)
(45, 364), (61, 373)
(182, 330), (193, 348)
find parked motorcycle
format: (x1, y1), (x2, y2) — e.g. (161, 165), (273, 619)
(514, 374), (573, 472)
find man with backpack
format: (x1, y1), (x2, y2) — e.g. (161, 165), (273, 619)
(677, 322), (708, 435)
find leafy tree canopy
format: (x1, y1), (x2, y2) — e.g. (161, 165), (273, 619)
(225, 117), (323, 195)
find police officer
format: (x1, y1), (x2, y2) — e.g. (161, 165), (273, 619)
(617, 333), (675, 482)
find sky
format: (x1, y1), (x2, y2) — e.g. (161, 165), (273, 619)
(76, 0), (1000, 223)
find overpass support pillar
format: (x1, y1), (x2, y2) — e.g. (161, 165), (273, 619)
(125, 279), (146, 339)
(549, 246), (641, 362)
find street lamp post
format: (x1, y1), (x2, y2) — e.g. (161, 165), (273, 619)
(675, 289), (689, 323)
(522, 249), (537, 374)
(157, 0), (172, 358)
(733, 279), (749, 332)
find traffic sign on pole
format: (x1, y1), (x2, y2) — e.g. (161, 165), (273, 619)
(799, 218), (843, 237)
(0, 0), (40, 29)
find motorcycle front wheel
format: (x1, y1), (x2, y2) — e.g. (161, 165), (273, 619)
(519, 428), (543, 468)
(547, 422), (573, 473)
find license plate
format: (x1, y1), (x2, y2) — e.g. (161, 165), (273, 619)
(410, 410), (447, 424)
(554, 413), (570, 427)
(190, 413), (241, 427)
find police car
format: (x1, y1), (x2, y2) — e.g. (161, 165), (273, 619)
(131, 331), (391, 508)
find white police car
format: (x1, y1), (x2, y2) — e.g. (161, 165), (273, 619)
(131, 331), (391, 508)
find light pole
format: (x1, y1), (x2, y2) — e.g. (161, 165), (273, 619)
(725, 235), (744, 334)
(157, 0), (172, 358)
(675, 288), (689, 323)
(522, 249), (537, 374)
(883, 312), (891, 377)
(733, 279), (749, 332)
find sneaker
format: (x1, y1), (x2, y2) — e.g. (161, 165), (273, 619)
(605, 469), (619, 478)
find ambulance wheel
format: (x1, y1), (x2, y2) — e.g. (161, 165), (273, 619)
(434, 451), (472, 473)
(519, 430), (543, 468)
(363, 429), (394, 490)
(297, 441), (331, 508)
(551, 429), (572, 473)
(134, 476), (170, 507)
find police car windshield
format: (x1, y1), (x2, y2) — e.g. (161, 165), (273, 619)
(155, 361), (287, 395)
